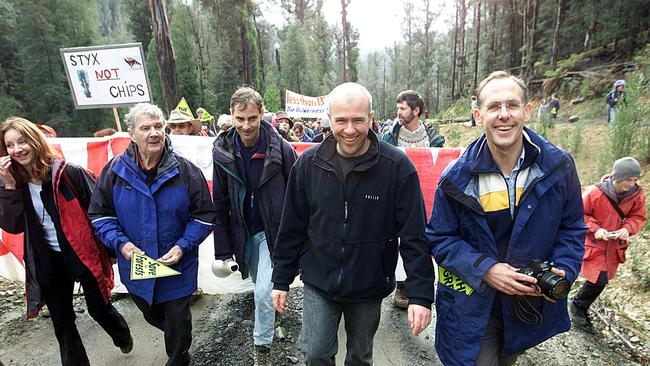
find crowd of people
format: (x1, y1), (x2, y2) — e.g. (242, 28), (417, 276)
(0, 71), (646, 366)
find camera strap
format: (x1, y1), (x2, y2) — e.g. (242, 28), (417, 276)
(514, 296), (543, 326)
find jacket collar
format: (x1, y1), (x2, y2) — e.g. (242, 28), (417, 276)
(214, 121), (282, 164)
(124, 135), (179, 181)
(441, 127), (564, 200)
(469, 130), (540, 175)
(595, 175), (640, 204)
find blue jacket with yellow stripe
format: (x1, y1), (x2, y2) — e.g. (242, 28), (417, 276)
(426, 127), (585, 365)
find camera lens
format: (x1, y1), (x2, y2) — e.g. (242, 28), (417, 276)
(538, 272), (570, 300)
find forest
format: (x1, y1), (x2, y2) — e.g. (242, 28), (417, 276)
(0, 0), (648, 136)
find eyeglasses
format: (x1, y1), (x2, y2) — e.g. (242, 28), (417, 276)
(484, 102), (525, 114)
(169, 123), (190, 129)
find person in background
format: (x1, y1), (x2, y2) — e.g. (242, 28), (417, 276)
(89, 103), (216, 366)
(93, 128), (117, 138)
(199, 123), (215, 137)
(381, 89), (444, 309)
(293, 122), (312, 143)
(470, 96), (478, 126)
(0, 117), (133, 365)
(293, 117), (314, 138)
(37, 124), (58, 138)
(167, 109), (201, 136)
(313, 118), (323, 135)
(606, 80), (626, 128)
(571, 157), (646, 332)
(272, 82), (434, 365)
(311, 115), (330, 143)
(276, 112), (293, 134)
(212, 87), (297, 365)
(549, 94), (560, 119)
(537, 98), (549, 121)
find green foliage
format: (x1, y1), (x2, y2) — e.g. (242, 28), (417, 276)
(569, 119), (584, 154)
(611, 75), (649, 163)
(445, 125), (462, 147)
(263, 84), (281, 113)
(170, 4), (201, 115)
(435, 99), (471, 120)
(122, 0), (152, 52)
(146, 39), (163, 107)
(529, 114), (554, 139)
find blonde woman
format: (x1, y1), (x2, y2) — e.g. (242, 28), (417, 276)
(0, 117), (132, 366)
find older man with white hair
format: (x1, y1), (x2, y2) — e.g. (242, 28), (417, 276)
(271, 82), (434, 366)
(89, 103), (216, 366)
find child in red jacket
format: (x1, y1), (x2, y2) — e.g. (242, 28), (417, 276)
(571, 157), (647, 332)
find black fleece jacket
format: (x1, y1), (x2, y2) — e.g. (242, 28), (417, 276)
(272, 131), (435, 307)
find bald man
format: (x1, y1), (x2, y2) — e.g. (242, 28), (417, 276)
(271, 82), (434, 366)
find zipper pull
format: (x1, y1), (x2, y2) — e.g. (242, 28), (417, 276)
(251, 192), (254, 209)
(344, 201), (348, 222)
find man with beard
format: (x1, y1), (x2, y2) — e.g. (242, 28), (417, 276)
(380, 90), (444, 309)
(381, 90), (444, 148)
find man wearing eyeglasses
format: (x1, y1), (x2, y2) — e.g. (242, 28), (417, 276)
(426, 71), (586, 365)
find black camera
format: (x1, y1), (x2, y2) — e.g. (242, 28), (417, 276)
(517, 259), (570, 300)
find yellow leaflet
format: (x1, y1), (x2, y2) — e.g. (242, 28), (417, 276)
(130, 252), (181, 280)
(438, 266), (473, 296)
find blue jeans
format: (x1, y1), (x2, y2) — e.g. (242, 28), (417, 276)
(248, 231), (275, 346)
(299, 285), (382, 366)
(608, 107), (617, 128)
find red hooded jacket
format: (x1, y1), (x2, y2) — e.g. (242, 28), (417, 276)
(581, 176), (647, 283)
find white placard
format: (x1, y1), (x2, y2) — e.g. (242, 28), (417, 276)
(60, 43), (152, 109)
(285, 89), (329, 118)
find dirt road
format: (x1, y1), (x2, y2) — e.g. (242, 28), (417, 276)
(0, 277), (647, 366)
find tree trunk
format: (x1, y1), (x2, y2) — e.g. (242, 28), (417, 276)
(457, 0), (467, 98)
(382, 57), (386, 118)
(149, 0), (179, 113)
(405, 2), (413, 89)
(436, 64), (440, 112)
(423, 0), (433, 108)
(451, 2), (459, 100)
(340, 0), (349, 82)
(186, 5), (208, 106)
(508, 0), (517, 69)
(520, 0), (528, 70)
(525, 0), (538, 77)
(472, 0), (481, 92)
(241, 26), (252, 86)
(488, 0), (497, 71)
(550, 0), (565, 70)
(253, 13), (265, 86)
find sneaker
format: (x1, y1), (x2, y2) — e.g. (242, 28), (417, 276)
(393, 282), (408, 309)
(254, 345), (271, 366)
(120, 334), (134, 354)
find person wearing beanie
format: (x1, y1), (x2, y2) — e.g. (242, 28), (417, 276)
(605, 80), (626, 128)
(571, 156), (647, 332)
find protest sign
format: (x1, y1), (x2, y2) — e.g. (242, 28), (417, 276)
(175, 97), (193, 117)
(130, 252), (181, 280)
(60, 43), (151, 109)
(284, 90), (328, 118)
